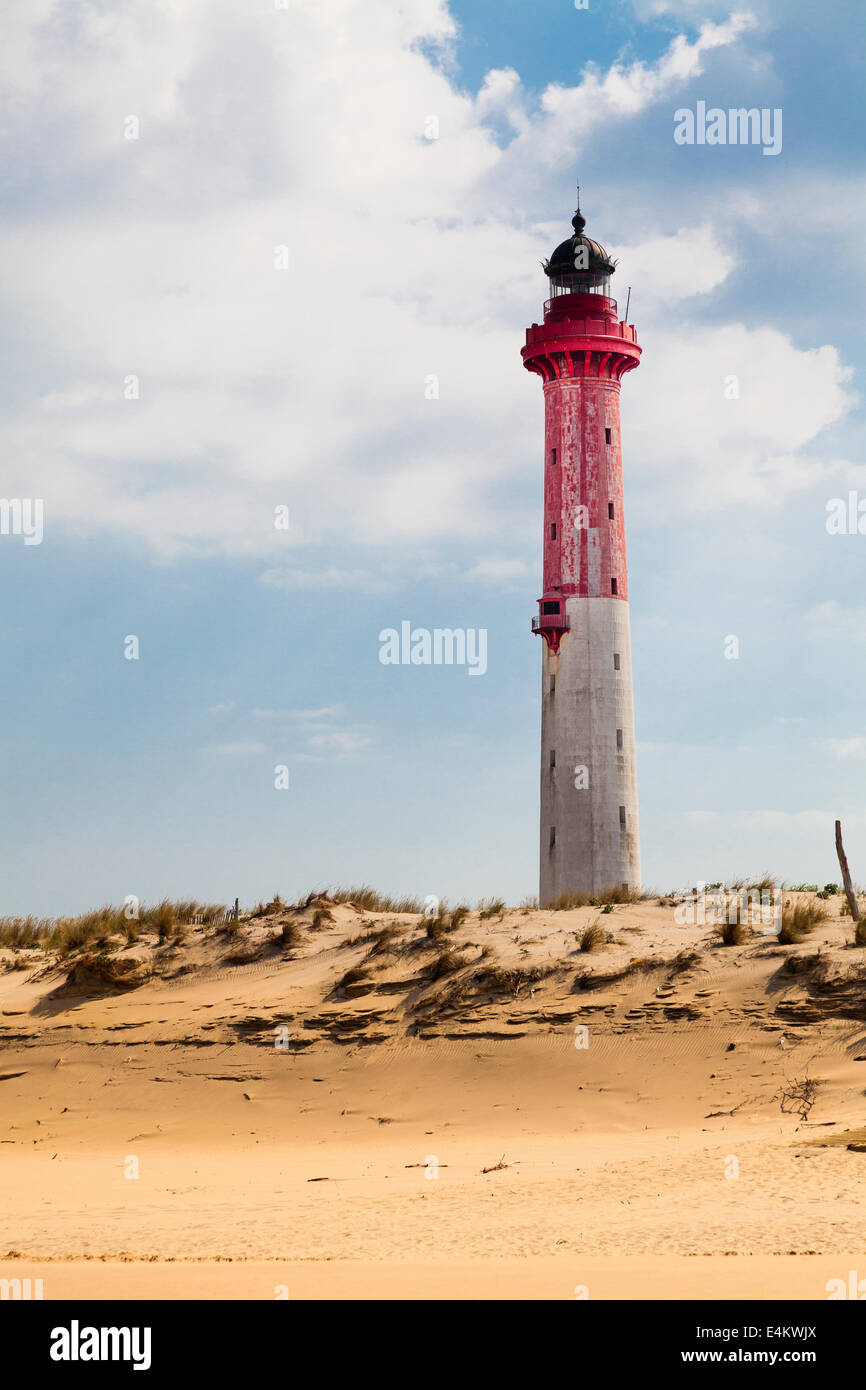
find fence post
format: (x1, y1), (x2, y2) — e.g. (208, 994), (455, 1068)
(835, 819), (861, 923)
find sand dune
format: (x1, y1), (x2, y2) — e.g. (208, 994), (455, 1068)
(2, 895), (865, 1299)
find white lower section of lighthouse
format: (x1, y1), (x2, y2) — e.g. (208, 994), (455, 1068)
(539, 595), (641, 905)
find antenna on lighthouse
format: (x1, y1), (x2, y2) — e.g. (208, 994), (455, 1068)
(625, 285), (632, 322)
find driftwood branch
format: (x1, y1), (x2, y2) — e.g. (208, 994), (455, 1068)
(835, 819), (861, 923)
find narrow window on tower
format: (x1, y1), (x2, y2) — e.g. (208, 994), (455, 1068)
(619, 806), (626, 827)
(549, 675), (556, 696)
(613, 653), (621, 671)
(605, 427), (612, 445)
(551, 523), (557, 540)
(616, 728), (623, 750)
(549, 826), (556, 850)
(550, 749), (556, 769)
(610, 577), (618, 595)
(551, 448), (557, 466)
(608, 502), (615, 520)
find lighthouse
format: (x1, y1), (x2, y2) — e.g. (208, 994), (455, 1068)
(522, 201), (642, 906)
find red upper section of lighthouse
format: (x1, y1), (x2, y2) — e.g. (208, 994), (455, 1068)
(524, 203), (641, 649)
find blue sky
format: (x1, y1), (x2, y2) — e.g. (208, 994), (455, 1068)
(2, 0), (865, 915)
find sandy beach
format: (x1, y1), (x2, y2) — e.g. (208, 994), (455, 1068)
(2, 895), (865, 1300)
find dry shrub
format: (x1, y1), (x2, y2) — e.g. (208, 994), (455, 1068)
(366, 924), (404, 957)
(299, 885), (423, 914)
(474, 964), (549, 997)
(668, 948), (703, 974)
(779, 896), (828, 944)
(746, 872), (777, 894)
(550, 885), (641, 910)
(1, 900), (226, 957)
(250, 896), (285, 919)
(0, 917), (54, 948)
(478, 898), (506, 921)
(778, 1074), (819, 1122)
(717, 919), (749, 946)
(429, 949), (469, 981)
(222, 942), (262, 965)
(339, 965), (371, 990)
(579, 921), (606, 953)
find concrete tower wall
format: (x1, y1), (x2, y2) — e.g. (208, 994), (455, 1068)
(539, 596), (640, 903)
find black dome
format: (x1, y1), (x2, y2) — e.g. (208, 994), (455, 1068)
(544, 209), (616, 283)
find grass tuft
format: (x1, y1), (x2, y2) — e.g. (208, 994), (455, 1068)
(477, 898), (506, 921)
(298, 885), (423, 914)
(338, 965), (371, 991)
(549, 885), (641, 910)
(428, 949), (469, 980)
(578, 921), (606, 953)
(366, 924), (404, 957)
(779, 896), (828, 944)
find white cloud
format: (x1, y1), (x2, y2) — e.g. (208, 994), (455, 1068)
(213, 741), (266, 756)
(628, 324), (854, 513)
(824, 737), (866, 759)
(252, 705), (344, 721)
(609, 226), (736, 302)
(259, 566), (392, 591)
(466, 556), (533, 586)
(0, 0), (845, 569)
(307, 731), (372, 753)
(805, 601), (866, 645)
(536, 14), (756, 138)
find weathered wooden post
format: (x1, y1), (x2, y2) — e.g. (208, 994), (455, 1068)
(835, 819), (861, 922)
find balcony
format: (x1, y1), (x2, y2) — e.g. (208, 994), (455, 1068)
(532, 601), (570, 654)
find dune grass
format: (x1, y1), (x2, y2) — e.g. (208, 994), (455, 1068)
(278, 920), (303, 949)
(717, 918), (750, 946)
(338, 965), (371, 991)
(578, 921), (607, 953)
(549, 885), (645, 910)
(297, 885), (424, 914)
(429, 948), (470, 980)
(0, 900), (226, 956)
(477, 898), (506, 921)
(779, 895), (828, 945)
(365, 923), (405, 957)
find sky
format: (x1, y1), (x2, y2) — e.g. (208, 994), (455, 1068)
(1, 0), (865, 915)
